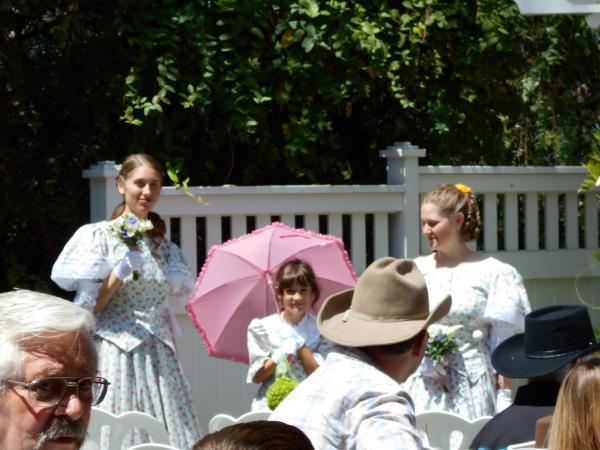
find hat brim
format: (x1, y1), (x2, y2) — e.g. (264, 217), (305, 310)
(317, 288), (451, 347)
(492, 333), (600, 378)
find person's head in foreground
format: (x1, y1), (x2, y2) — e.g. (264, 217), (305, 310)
(547, 358), (600, 450)
(0, 289), (108, 450)
(193, 420), (314, 450)
(492, 304), (600, 382)
(318, 256), (451, 383)
(470, 305), (600, 450)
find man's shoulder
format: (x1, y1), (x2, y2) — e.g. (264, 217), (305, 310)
(470, 404), (555, 450)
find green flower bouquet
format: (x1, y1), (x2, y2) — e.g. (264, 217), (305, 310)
(426, 331), (459, 363)
(265, 354), (299, 410)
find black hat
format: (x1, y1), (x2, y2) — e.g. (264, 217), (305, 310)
(492, 305), (600, 378)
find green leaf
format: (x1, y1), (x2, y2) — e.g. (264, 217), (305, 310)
(249, 27), (264, 39)
(301, 37), (314, 53)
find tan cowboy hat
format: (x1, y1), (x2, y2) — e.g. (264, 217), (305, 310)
(318, 257), (451, 347)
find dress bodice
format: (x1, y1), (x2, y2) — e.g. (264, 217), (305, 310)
(51, 221), (194, 353)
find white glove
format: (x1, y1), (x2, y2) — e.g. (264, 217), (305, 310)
(418, 357), (447, 380)
(113, 250), (143, 280)
(272, 336), (305, 363)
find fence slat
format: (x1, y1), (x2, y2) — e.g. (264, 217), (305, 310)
(505, 193), (519, 251)
(281, 214), (294, 227)
(206, 216), (221, 250)
(231, 215), (246, 238)
(180, 216), (197, 277)
(483, 193), (498, 252)
(525, 193), (539, 251)
(545, 193), (559, 250)
(329, 214), (343, 240)
(374, 213), (389, 260)
(164, 216), (171, 240)
(304, 213), (319, 232)
(256, 214), (271, 228)
(351, 213), (366, 273)
(585, 191), (598, 249)
(565, 192), (579, 250)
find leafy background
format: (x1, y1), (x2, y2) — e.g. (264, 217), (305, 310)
(1, 0), (598, 292)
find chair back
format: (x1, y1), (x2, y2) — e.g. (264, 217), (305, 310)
(507, 441), (544, 450)
(82, 407), (171, 450)
(127, 445), (180, 450)
(416, 411), (492, 450)
(208, 410), (271, 433)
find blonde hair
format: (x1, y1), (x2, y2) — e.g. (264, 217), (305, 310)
(547, 358), (600, 450)
(422, 183), (481, 242)
(111, 153), (166, 239)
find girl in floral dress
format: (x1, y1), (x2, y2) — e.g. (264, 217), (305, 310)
(51, 154), (201, 449)
(403, 183), (531, 422)
(246, 259), (332, 411)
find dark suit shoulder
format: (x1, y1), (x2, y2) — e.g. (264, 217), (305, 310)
(470, 405), (555, 450)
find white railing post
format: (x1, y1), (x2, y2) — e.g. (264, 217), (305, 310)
(82, 161), (121, 223)
(380, 142), (426, 258)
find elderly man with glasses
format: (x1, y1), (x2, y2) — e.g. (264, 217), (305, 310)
(0, 289), (110, 450)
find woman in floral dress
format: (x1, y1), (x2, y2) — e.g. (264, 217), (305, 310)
(403, 183), (531, 421)
(51, 154), (201, 449)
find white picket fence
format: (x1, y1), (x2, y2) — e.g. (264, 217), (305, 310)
(83, 142), (600, 434)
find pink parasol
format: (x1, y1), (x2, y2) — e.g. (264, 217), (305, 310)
(185, 222), (357, 363)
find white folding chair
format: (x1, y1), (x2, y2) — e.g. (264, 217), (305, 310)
(507, 441), (540, 450)
(416, 410), (492, 450)
(126, 444), (180, 450)
(82, 407), (171, 450)
(208, 410), (272, 433)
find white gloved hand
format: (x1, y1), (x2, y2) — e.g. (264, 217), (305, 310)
(418, 357), (447, 380)
(272, 336), (305, 363)
(113, 250), (143, 280)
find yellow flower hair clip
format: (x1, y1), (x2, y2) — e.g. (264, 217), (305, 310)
(455, 183), (472, 194)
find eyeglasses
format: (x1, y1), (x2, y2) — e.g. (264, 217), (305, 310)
(6, 377), (110, 407)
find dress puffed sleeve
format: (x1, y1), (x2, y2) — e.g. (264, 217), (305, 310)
(246, 318), (272, 383)
(51, 223), (113, 290)
(483, 260), (531, 353)
(51, 223), (114, 311)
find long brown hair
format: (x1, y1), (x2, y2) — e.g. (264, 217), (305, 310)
(110, 153), (166, 239)
(547, 358), (600, 450)
(421, 183), (481, 242)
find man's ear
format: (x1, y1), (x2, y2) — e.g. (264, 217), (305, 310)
(413, 330), (428, 356)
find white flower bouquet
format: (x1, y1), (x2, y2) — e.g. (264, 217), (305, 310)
(109, 213), (153, 280)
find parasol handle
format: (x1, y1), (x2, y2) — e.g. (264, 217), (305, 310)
(265, 272), (281, 313)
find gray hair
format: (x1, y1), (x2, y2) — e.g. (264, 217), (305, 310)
(0, 289), (96, 387)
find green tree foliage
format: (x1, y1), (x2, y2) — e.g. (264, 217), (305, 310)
(0, 0), (598, 291)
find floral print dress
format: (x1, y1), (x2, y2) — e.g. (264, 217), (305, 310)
(403, 255), (531, 421)
(51, 221), (201, 449)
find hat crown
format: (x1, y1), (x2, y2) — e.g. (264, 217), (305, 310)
(524, 305), (597, 358)
(350, 258), (430, 319)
